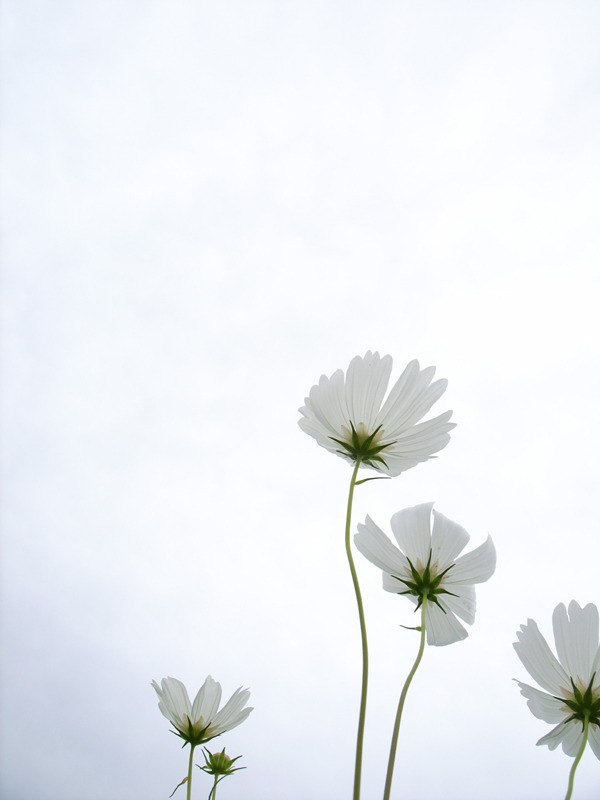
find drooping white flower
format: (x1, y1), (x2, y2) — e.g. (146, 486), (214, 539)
(514, 601), (600, 759)
(298, 351), (455, 476)
(152, 676), (252, 746)
(354, 502), (496, 646)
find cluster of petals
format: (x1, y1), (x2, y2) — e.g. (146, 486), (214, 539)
(298, 351), (455, 476)
(152, 675), (252, 746)
(514, 601), (600, 759)
(354, 502), (496, 646)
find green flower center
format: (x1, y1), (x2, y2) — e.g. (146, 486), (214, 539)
(390, 550), (457, 612)
(330, 422), (396, 469)
(559, 674), (600, 728)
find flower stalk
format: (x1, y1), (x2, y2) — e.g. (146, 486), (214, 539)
(564, 712), (590, 800)
(383, 595), (428, 800)
(344, 458), (369, 800)
(187, 744), (196, 800)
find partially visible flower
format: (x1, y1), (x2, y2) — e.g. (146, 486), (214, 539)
(298, 351), (455, 476)
(514, 601), (600, 759)
(354, 502), (496, 645)
(200, 747), (245, 777)
(152, 676), (252, 747)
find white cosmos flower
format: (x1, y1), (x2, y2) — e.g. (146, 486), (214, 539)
(514, 601), (600, 759)
(298, 351), (455, 476)
(354, 503), (496, 646)
(152, 676), (252, 746)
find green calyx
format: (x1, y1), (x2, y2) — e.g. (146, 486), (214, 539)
(560, 674), (600, 729)
(330, 422), (395, 469)
(172, 717), (213, 748)
(391, 550), (457, 613)
(199, 747), (245, 777)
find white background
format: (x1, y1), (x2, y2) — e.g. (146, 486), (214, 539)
(2, 2), (600, 798)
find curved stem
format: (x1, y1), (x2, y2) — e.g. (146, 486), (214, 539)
(564, 712), (589, 800)
(383, 596), (428, 800)
(186, 744), (196, 800)
(345, 458), (368, 800)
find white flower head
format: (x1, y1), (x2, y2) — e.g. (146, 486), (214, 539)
(298, 351), (455, 476)
(152, 676), (252, 747)
(514, 601), (600, 759)
(354, 502), (496, 646)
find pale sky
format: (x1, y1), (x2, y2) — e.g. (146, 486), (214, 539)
(2, 2), (600, 799)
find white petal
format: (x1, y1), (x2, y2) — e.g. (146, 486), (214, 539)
(515, 681), (569, 723)
(303, 369), (349, 439)
(442, 585), (476, 624)
(425, 601), (468, 646)
(386, 411), (455, 456)
(447, 536), (496, 585)
(154, 676), (192, 725)
(514, 619), (570, 696)
(192, 675), (222, 725)
(378, 361), (440, 432)
(390, 503), (434, 567)
(560, 719), (586, 757)
(355, 516), (410, 577)
(553, 601), (599, 687)
(376, 359), (422, 427)
(382, 570), (414, 595)
(345, 351), (392, 432)
(536, 720), (576, 752)
(588, 723), (600, 761)
(383, 377), (451, 435)
(430, 510), (470, 570)
(210, 687), (253, 737)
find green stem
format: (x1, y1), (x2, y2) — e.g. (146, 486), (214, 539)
(345, 458), (368, 800)
(186, 744), (196, 800)
(383, 596), (428, 800)
(564, 713), (590, 800)
(208, 774), (219, 800)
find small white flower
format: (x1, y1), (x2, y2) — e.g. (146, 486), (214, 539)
(514, 601), (600, 759)
(298, 351), (455, 476)
(354, 502), (496, 646)
(152, 676), (252, 746)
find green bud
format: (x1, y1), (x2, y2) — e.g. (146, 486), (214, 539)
(199, 747), (245, 777)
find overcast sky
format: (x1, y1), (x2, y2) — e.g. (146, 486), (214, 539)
(2, 2), (600, 799)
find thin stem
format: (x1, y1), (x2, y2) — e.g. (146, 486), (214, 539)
(345, 458), (368, 800)
(564, 713), (590, 800)
(186, 744), (196, 800)
(383, 596), (428, 800)
(208, 774), (220, 800)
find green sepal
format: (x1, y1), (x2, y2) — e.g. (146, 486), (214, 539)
(390, 549), (457, 613)
(328, 421), (397, 470)
(171, 715), (214, 748)
(558, 673), (600, 728)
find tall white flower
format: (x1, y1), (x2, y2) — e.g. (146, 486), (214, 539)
(514, 601), (600, 759)
(354, 503), (496, 645)
(152, 676), (252, 746)
(298, 351), (455, 476)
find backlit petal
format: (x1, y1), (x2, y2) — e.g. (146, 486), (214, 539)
(448, 536), (496, 585)
(390, 503), (434, 567)
(514, 619), (570, 696)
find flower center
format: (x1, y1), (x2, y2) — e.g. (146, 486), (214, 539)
(329, 422), (395, 468)
(560, 675), (600, 728)
(390, 550), (457, 612)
